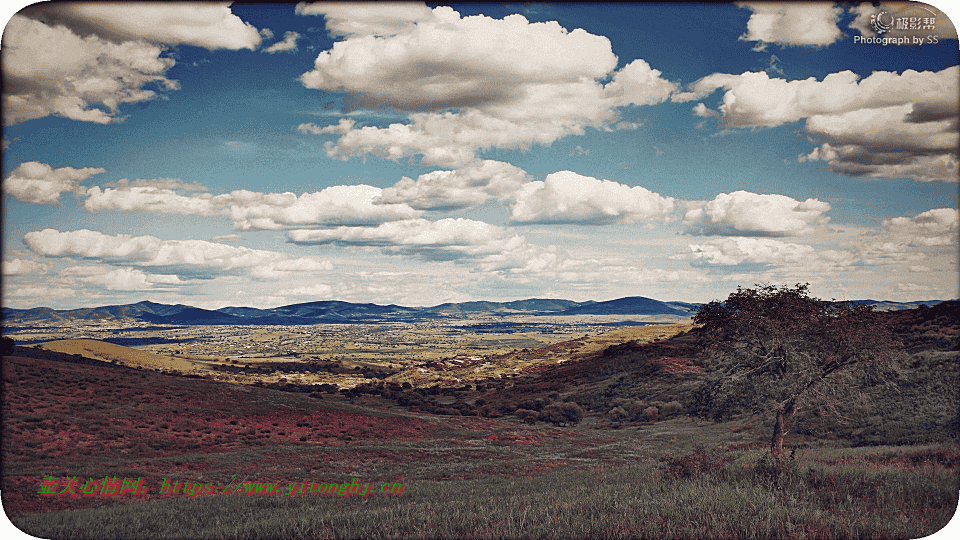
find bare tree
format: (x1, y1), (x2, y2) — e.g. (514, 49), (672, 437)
(693, 284), (901, 463)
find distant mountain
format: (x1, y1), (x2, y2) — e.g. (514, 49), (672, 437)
(557, 296), (691, 316)
(845, 299), (953, 311)
(422, 298), (582, 316)
(3, 296), (952, 326)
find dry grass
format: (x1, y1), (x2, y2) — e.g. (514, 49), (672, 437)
(37, 339), (197, 372)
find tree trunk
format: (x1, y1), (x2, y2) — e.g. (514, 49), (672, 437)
(770, 399), (797, 464)
(770, 409), (788, 463)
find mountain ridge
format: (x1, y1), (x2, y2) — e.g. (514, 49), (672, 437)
(2, 297), (951, 326)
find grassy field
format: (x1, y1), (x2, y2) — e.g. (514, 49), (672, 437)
(8, 442), (958, 539)
(3, 345), (958, 539)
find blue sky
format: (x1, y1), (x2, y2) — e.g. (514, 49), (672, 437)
(2, 1), (958, 310)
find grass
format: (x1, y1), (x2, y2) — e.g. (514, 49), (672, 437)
(10, 445), (958, 539)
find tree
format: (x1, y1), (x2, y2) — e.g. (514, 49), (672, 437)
(693, 284), (901, 463)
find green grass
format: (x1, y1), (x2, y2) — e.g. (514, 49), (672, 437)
(11, 444), (958, 540)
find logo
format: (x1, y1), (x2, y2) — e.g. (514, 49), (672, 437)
(870, 11), (894, 35)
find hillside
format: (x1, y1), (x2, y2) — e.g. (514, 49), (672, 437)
(2, 302), (957, 539)
(36, 339), (198, 372)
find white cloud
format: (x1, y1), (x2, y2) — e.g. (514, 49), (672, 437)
(687, 237), (818, 266)
(879, 208), (959, 247)
(222, 185), (421, 230)
(2, 258), (49, 275)
(510, 171), (675, 225)
(4, 161), (106, 204)
(2, 14), (179, 125)
(77, 182), (422, 229)
(23, 2), (262, 50)
(298, 6), (676, 167)
(673, 67), (959, 182)
(853, 208), (958, 269)
(288, 217), (563, 273)
(62, 265), (184, 291)
(737, 2), (844, 47)
(378, 160), (530, 211)
(263, 31), (300, 54)
(251, 258), (334, 279)
(85, 186), (219, 215)
(106, 178), (208, 191)
(8, 286), (76, 299)
(683, 190), (831, 236)
(693, 103), (718, 117)
(276, 283), (334, 297)
(23, 228), (333, 280)
(297, 119), (355, 135)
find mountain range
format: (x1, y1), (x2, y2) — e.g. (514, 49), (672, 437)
(2, 296), (704, 325)
(3, 296), (953, 326)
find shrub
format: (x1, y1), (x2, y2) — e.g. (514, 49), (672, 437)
(662, 401), (683, 416)
(642, 406), (659, 421)
(608, 406), (629, 422)
(515, 409), (540, 424)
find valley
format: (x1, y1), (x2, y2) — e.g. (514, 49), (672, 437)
(2, 298), (957, 539)
(3, 313), (691, 389)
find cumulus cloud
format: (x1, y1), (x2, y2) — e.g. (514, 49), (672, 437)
(378, 160), (530, 211)
(4, 4), (262, 125)
(693, 103), (718, 118)
(298, 6), (676, 166)
(288, 217), (562, 273)
(799, 143), (959, 183)
(23, 228), (333, 280)
(222, 185), (421, 230)
(737, 2), (844, 48)
(85, 186), (219, 215)
(77, 181), (422, 230)
(62, 265), (184, 291)
(2, 258), (49, 275)
(21, 2), (262, 50)
(687, 237), (818, 266)
(683, 190), (831, 236)
(510, 171), (675, 225)
(877, 208), (959, 247)
(2, 14), (179, 125)
(673, 67), (959, 182)
(4, 161), (106, 204)
(263, 31), (300, 54)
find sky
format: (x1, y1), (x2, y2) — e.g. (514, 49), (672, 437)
(1, 1), (958, 310)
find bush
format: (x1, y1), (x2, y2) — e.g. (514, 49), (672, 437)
(608, 406), (629, 422)
(642, 406), (659, 421)
(662, 401), (683, 416)
(515, 409), (540, 424)
(540, 402), (583, 426)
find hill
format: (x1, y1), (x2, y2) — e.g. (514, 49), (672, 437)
(36, 339), (198, 372)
